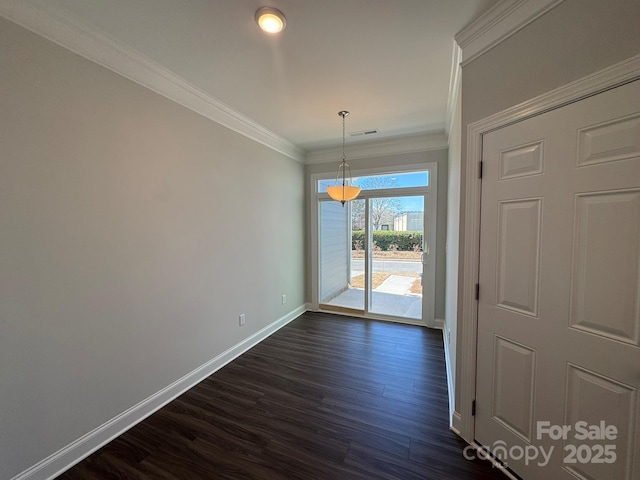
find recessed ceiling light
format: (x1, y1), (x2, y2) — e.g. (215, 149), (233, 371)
(255, 7), (286, 34)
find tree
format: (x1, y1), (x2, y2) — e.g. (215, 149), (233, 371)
(351, 199), (365, 230)
(370, 196), (401, 230)
(351, 177), (402, 230)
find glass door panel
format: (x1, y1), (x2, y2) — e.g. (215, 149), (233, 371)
(367, 195), (424, 320)
(318, 199), (364, 312)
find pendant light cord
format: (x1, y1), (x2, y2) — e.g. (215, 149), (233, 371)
(327, 110), (359, 206)
(339, 111), (349, 188)
(342, 112), (346, 164)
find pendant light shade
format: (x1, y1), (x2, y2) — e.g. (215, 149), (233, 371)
(326, 184), (361, 203)
(327, 111), (361, 205)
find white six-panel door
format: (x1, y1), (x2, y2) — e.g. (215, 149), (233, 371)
(475, 80), (640, 479)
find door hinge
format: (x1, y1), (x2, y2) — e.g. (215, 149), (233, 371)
(475, 283), (480, 301)
(478, 161), (483, 179)
(472, 399), (476, 416)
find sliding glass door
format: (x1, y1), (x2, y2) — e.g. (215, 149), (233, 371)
(367, 195), (424, 320)
(315, 166), (437, 326)
(319, 199), (364, 312)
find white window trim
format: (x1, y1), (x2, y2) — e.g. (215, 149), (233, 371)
(310, 162), (438, 327)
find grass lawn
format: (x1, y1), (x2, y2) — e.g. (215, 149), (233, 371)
(350, 272), (422, 294)
(351, 250), (421, 260)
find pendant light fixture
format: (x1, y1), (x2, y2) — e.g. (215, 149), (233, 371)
(327, 111), (361, 206)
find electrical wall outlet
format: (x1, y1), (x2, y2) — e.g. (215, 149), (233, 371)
(282, 294), (287, 305)
(239, 314), (245, 326)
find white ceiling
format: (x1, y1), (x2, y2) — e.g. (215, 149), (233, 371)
(7, 0), (499, 152)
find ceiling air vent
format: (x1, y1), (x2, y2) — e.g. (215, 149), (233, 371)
(350, 129), (378, 137)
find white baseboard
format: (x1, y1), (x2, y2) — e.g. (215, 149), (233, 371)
(468, 442), (521, 480)
(442, 325), (455, 427)
(452, 411), (464, 437)
(434, 317), (445, 329)
(12, 305), (307, 480)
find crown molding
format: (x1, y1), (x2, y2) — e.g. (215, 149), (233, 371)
(0, 2), (305, 163)
(455, 0), (565, 67)
(447, 0), (564, 142)
(445, 41), (463, 140)
(304, 132), (448, 165)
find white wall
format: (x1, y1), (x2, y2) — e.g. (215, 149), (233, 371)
(0, 17), (305, 479)
(444, 79), (462, 408)
(454, 0), (640, 420)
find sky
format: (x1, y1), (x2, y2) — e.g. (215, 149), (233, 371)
(319, 171), (428, 212)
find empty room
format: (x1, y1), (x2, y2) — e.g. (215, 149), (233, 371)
(1, 1), (639, 479)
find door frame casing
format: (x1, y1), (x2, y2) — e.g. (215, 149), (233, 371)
(454, 54), (640, 442)
(362, 185), (434, 323)
(310, 162), (438, 327)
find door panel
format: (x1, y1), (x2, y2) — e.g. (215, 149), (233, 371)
(318, 191), (433, 323)
(570, 190), (640, 345)
(319, 199), (364, 313)
(492, 336), (536, 442)
(564, 364), (637, 480)
(577, 113), (640, 167)
(496, 198), (542, 316)
(368, 195), (424, 321)
(319, 199), (359, 307)
(499, 140), (544, 180)
(476, 80), (640, 479)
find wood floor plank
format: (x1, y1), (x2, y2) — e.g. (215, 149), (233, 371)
(58, 312), (505, 479)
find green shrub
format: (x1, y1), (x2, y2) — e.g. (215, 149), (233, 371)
(351, 230), (422, 251)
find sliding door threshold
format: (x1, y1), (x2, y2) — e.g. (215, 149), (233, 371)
(318, 304), (365, 316)
(318, 305), (428, 328)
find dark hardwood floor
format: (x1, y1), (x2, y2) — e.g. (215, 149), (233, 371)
(58, 312), (505, 479)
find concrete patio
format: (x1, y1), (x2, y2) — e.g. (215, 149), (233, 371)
(324, 274), (422, 320)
